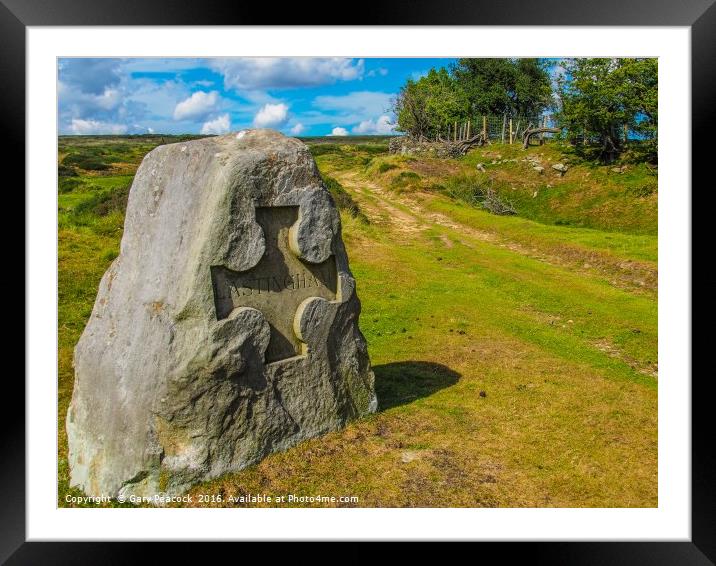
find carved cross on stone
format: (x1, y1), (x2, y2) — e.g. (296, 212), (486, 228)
(211, 206), (337, 363)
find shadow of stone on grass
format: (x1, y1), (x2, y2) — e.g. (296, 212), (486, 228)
(373, 361), (461, 412)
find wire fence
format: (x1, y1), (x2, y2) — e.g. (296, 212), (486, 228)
(435, 114), (559, 145)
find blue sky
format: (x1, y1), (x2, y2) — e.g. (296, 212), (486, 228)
(58, 57), (456, 136)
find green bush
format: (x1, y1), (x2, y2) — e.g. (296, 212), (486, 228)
(441, 174), (487, 205)
(58, 164), (78, 177)
(377, 162), (398, 174)
(309, 144), (345, 157)
(58, 177), (84, 194)
(390, 171), (421, 190)
(73, 184), (131, 217)
(63, 153), (111, 171)
(440, 174), (516, 215)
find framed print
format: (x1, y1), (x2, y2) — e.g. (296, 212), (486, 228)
(9, 0), (712, 561)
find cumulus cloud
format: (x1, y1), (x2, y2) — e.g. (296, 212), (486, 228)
(313, 91), (392, 117)
(253, 103), (289, 128)
(56, 57), (395, 136)
(58, 82), (125, 114)
(352, 115), (395, 135)
(69, 118), (128, 135)
(328, 127), (349, 137)
(211, 58), (364, 91)
(200, 114), (231, 135)
(59, 58), (123, 95)
(91, 88), (123, 110)
(57, 58), (218, 135)
(173, 91), (220, 121)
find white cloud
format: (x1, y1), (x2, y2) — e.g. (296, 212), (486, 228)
(352, 115), (395, 135)
(211, 58), (364, 91)
(94, 88), (122, 110)
(120, 58), (203, 74)
(200, 114), (231, 135)
(367, 67), (389, 77)
(253, 103), (289, 128)
(58, 82), (124, 113)
(313, 91), (393, 117)
(290, 123), (305, 135)
(173, 91), (220, 121)
(328, 127), (349, 137)
(59, 59), (122, 95)
(69, 118), (128, 135)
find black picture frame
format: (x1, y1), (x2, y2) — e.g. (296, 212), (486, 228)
(9, 0), (711, 562)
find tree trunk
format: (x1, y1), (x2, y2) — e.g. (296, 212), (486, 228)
(522, 127), (560, 149)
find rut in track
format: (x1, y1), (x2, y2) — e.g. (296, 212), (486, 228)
(333, 170), (657, 295)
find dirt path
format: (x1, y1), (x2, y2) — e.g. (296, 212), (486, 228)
(335, 170), (657, 295)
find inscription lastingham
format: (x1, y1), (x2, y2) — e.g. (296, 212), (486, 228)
(227, 270), (331, 297)
(211, 205), (337, 362)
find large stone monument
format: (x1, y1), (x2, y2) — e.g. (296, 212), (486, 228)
(67, 129), (377, 500)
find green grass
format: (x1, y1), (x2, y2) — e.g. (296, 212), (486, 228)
(321, 174), (369, 223)
(458, 143), (658, 234)
(57, 136), (657, 508)
(430, 199), (657, 263)
(389, 171), (422, 191)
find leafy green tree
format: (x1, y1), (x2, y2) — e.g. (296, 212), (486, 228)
(557, 58), (657, 162)
(618, 58), (658, 149)
(393, 61), (551, 139)
(392, 68), (467, 139)
(451, 58), (552, 119)
(513, 59), (554, 118)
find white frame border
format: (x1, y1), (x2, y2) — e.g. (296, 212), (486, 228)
(27, 26), (691, 541)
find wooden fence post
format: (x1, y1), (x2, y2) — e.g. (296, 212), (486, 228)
(467, 120), (471, 140)
(483, 115), (487, 139)
(509, 118), (513, 144)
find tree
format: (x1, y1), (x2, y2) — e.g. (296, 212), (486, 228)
(451, 58), (552, 119)
(392, 68), (467, 139)
(618, 58), (658, 152)
(557, 58), (657, 162)
(393, 60), (552, 139)
(513, 59), (554, 118)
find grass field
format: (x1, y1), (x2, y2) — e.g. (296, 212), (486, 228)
(58, 135), (657, 508)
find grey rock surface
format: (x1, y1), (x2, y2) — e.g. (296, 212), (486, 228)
(67, 129), (377, 500)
